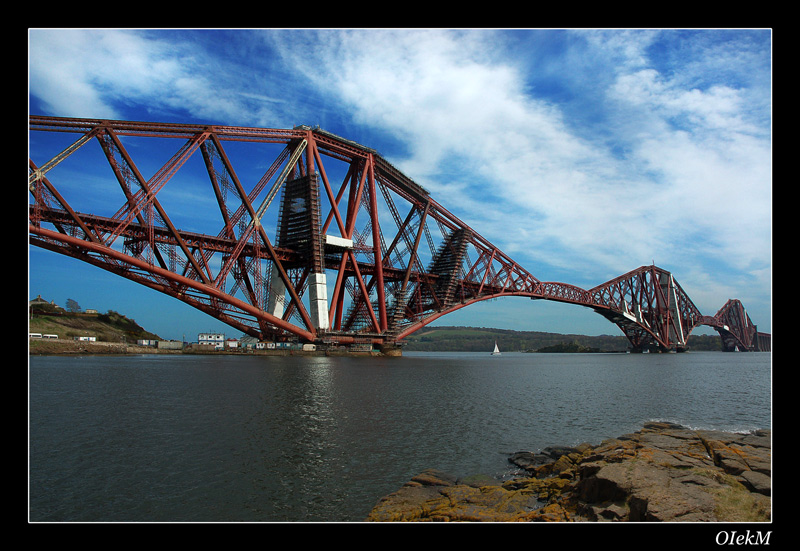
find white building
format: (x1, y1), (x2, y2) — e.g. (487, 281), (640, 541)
(198, 332), (225, 350)
(158, 340), (183, 350)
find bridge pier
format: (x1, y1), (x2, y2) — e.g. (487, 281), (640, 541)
(629, 344), (685, 354)
(377, 344), (403, 357)
(755, 332), (771, 352)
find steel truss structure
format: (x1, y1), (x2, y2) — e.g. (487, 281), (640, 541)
(29, 116), (770, 352)
(700, 299), (770, 352)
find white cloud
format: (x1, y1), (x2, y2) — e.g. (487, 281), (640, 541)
(270, 29), (771, 322)
(28, 29), (281, 124)
(28, 28), (771, 329)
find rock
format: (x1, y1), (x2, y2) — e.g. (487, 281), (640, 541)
(580, 461), (720, 521)
(508, 451), (551, 472)
(698, 429), (772, 479)
(739, 470), (771, 496)
(408, 469), (458, 487)
(366, 423), (771, 522)
(508, 445), (586, 480)
(457, 473), (503, 488)
(541, 445), (581, 459)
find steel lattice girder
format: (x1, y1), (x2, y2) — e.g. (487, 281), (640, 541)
(29, 116), (768, 350)
(29, 117), (541, 345)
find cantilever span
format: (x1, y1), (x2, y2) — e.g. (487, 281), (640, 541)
(28, 116), (770, 353)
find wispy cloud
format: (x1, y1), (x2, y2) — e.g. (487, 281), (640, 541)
(28, 28), (771, 333)
(265, 30), (771, 290)
(29, 29), (283, 124)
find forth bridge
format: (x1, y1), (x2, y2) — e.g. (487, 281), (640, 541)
(29, 116), (771, 355)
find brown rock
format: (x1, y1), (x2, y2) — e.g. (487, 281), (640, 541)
(366, 424), (771, 522)
(739, 470), (771, 496)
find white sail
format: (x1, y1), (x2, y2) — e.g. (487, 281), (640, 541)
(491, 341), (501, 355)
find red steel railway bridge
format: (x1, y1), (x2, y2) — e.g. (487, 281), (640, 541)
(28, 116), (771, 354)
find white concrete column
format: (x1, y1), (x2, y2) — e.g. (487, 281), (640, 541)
(267, 269), (287, 319)
(309, 272), (330, 330)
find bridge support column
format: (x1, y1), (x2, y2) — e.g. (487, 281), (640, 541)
(663, 274), (686, 349)
(378, 343), (403, 356)
(267, 269), (287, 319)
(309, 272), (330, 330)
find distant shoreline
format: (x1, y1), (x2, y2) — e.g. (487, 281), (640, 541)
(28, 339), (386, 357)
(401, 325), (726, 353)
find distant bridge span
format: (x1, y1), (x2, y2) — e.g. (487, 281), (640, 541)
(28, 116), (770, 353)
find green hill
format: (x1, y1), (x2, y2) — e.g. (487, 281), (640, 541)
(29, 308), (161, 344)
(400, 326), (723, 352)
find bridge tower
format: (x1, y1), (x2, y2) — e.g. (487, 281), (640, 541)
(704, 299), (769, 352)
(587, 266), (703, 352)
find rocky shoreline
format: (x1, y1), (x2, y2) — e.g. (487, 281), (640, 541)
(365, 421), (771, 522)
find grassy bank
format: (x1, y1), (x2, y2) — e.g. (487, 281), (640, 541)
(29, 310), (161, 345)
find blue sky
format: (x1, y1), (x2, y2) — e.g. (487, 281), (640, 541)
(28, 28), (772, 340)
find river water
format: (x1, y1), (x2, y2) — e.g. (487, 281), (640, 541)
(28, 350), (771, 523)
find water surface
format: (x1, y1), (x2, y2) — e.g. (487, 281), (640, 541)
(29, 351), (771, 522)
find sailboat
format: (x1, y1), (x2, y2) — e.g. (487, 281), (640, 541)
(491, 341), (501, 356)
